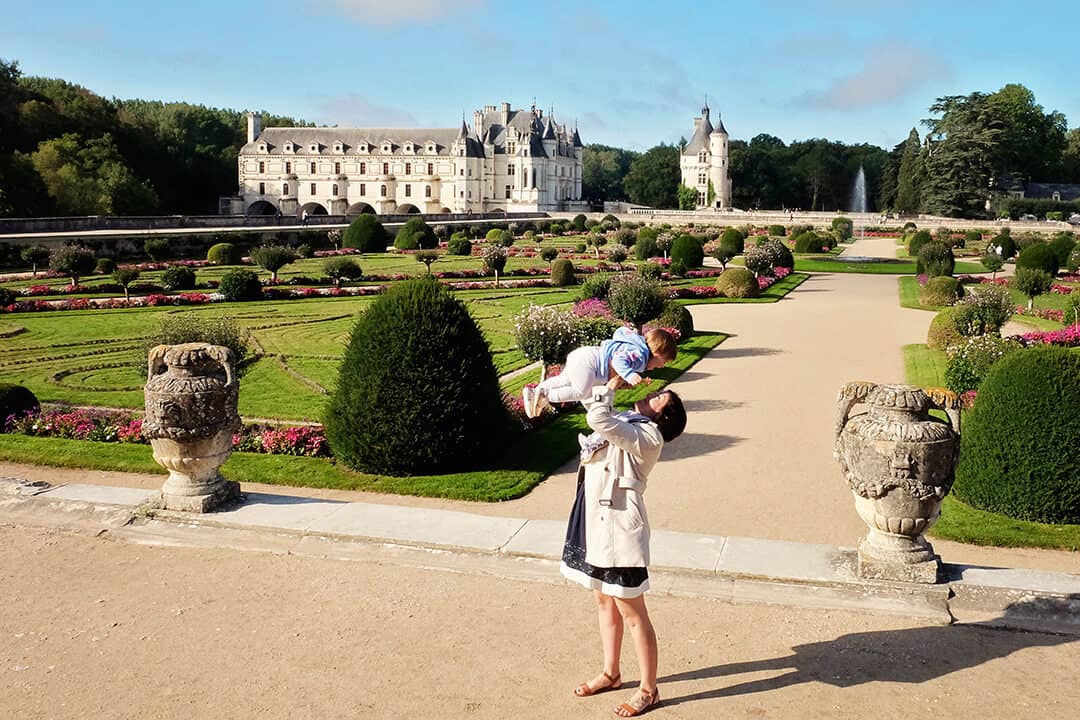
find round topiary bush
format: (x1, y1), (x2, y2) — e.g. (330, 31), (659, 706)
(323, 276), (507, 475)
(607, 274), (666, 329)
(793, 231), (825, 253)
(579, 272), (612, 300)
(645, 300), (694, 340)
(907, 230), (933, 259)
(635, 227), (658, 260)
(343, 215), (388, 253)
(670, 234), (704, 269)
(95, 257), (116, 274)
(953, 346), (1080, 523)
(1015, 243), (1059, 276)
(550, 258), (576, 286)
(918, 276), (961, 307)
(572, 213), (587, 232)
(720, 227), (745, 254)
(831, 216), (853, 241)
(926, 308), (963, 350)
(447, 233), (472, 256)
(161, 265), (197, 291)
(1049, 232), (1076, 267)
(395, 218), (437, 250)
(917, 241), (955, 278)
(715, 267), (759, 298)
(207, 242), (242, 265)
(485, 228), (503, 242)
(219, 268), (263, 301)
(768, 224), (786, 237)
(0, 383), (39, 424)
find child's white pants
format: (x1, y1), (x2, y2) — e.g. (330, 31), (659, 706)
(538, 346), (604, 403)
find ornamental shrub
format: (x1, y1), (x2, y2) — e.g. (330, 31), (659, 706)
(614, 228), (635, 248)
(447, 233), (472, 256)
(482, 244), (508, 284)
(715, 267), (759, 298)
(343, 215), (388, 252)
(635, 227), (658, 260)
(943, 334), (1022, 394)
(394, 217), (436, 250)
(485, 228), (502, 242)
(572, 213), (587, 232)
(550, 258), (576, 286)
(1068, 248), (1080, 273)
(668, 260), (688, 277)
(964, 230), (982, 248)
(1016, 243), (1059, 276)
(250, 244), (296, 283)
(918, 276), (961, 306)
(743, 244), (773, 276)
(219, 268), (263, 301)
(143, 237), (171, 261)
(953, 346), (1080, 523)
(670, 234), (704, 269)
(1049, 232), (1076, 267)
(645, 300), (694, 340)
(638, 262), (663, 280)
(95, 257), (116, 274)
(793, 231), (825, 253)
(720, 227), (745, 254)
(926, 309), (963, 351)
(907, 230), (933, 258)
(574, 243), (587, 253)
(831, 216), (853, 241)
(139, 313), (250, 377)
(323, 276), (507, 475)
(1012, 267), (1053, 308)
(161, 265), (197, 291)
(0, 383), (39, 425)
(768, 224), (786, 237)
(323, 257), (363, 286)
(0, 287), (16, 307)
(951, 284), (1013, 337)
(495, 229), (514, 247)
(916, 241), (955, 278)
(49, 245), (96, 286)
(549, 221), (564, 235)
(296, 243), (315, 259)
(575, 315), (620, 345)
(512, 304), (580, 367)
(981, 252), (1004, 276)
(207, 242), (242, 265)
(607, 274), (666, 330)
(579, 273), (612, 301)
(989, 231), (1015, 259)
(540, 246), (559, 264)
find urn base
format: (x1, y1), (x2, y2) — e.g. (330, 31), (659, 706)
(161, 479), (240, 513)
(857, 530), (941, 584)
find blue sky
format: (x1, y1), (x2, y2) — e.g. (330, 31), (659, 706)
(4, 0), (1079, 151)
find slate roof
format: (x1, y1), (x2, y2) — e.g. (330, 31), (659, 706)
(1026, 182), (1080, 201)
(684, 112), (714, 155)
(242, 127), (465, 156)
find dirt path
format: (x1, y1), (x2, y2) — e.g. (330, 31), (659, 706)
(2, 525), (1077, 720)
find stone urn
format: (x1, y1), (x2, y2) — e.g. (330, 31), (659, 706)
(143, 343), (241, 512)
(833, 382), (960, 583)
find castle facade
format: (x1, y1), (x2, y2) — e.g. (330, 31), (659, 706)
(679, 103), (732, 210)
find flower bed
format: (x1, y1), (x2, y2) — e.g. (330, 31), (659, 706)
(1014, 306), (1065, 322)
(1016, 325), (1080, 348)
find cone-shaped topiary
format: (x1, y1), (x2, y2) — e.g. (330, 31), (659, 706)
(343, 215), (388, 252)
(323, 276), (507, 475)
(670, 234), (704, 269)
(550, 258), (576, 286)
(953, 346), (1080, 523)
(715, 267), (759, 298)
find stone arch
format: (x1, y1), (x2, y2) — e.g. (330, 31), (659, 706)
(246, 200), (278, 216)
(346, 202), (376, 216)
(396, 203), (421, 214)
(297, 202), (328, 217)
(440, 207), (453, 214)
(488, 207), (507, 216)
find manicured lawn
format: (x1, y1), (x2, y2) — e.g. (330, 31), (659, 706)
(793, 256), (987, 274)
(897, 275), (1073, 331)
(902, 343), (948, 387)
(672, 271), (809, 304)
(0, 331), (727, 501)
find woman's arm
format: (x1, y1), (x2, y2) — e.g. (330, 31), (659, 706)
(585, 382), (661, 458)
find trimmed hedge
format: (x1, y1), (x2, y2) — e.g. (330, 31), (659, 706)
(907, 230), (933, 258)
(219, 269), (263, 301)
(323, 276), (507, 475)
(0, 383), (39, 422)
(926, 309), (963, 351)
(1016, 243), (1060, 276)
(720, 227), (745, 254)
(447, 233), (472, 256)
(670, 234), (704, 269)
(207, 242), (242, 265)
(161, 265), (197, 291)
(550, 258), (576, 286)
(919, 276), (961, 306)
(767, 224), (786, 237)
(953, 346), (1080, 523)
(793, 231), (825, 253)
(394, 217), (436, 250)
(715, 267), (759, 298)
(343, 215), (388, 252)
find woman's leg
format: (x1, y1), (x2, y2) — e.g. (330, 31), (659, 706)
(613, 594), (658, 713)
(577, 590), (624, 694)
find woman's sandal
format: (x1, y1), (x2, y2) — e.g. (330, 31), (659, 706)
(614, 688), (660, 717)
(574, 671), (622, 697)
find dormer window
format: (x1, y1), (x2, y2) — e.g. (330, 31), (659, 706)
(382, 143), (391, 153)
(403, 142), (413, 153)
(358, 143), (368, 153)
(507, 141), (517, 154)
(333, 142), (343, 153)
(284, 142), (295, 153)
(427, 144), (436, 153)
(1053, 191), (1061, 201)
(258, 142), (268, 153)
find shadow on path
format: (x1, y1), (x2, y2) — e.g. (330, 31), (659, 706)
(659, 433), (742, 461)
(681, 398), (744, 412)
(704, 347), (785, 361)
(657, 597), (1079, 708)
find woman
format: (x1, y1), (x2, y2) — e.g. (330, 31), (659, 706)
(559, 377), (687, 717)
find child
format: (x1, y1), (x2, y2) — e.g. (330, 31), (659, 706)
(523, 327), (677, 419)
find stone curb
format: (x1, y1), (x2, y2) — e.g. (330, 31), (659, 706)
(3, 477), (1079, 634)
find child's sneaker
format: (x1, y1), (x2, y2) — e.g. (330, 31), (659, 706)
(522, 386), (549, 419)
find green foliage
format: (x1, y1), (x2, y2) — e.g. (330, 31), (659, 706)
(668, 259), (687, 277)
(539, 246), (559, 264)
(579, 273), (612, 301)
(623, 144), (680, 208)
(49, 245), (95, 285)
(550, 258), (576, 287)
(954, 346), (1080, 523)
(989, 231), (1015, 259)
(676, 183), (698, 210)
(394, 217), (436, 250)
(143, 237), (170, 262)
(485, 228), (502, 242)
(30, 132), (158, 215)
(572, 214), (587, 232)
(767, 224), (786, 236)
(607, 274), (666, 329)
(323, 276), (506, 475)
(944, 334), (1022, 394)
(482, 244), (507, 284)
(94, 257), (116, 274)
(907, 230), (933, 257)
(917, 241), (955, 277)
(793, 231), (826, 253)
(601, 214), (620, 229)
(20, 245), (49, 275)
(831, 216), (853, 240)
(895, 128), (923, 214)
(207, 242), (241, 265)
(512, 304), (580, 366)
(548, 222), (564, 235)
(951, 284), (1013, 336)
(0, 287), (15, 307)
(670, 234), (704, 268)
(415, 249), (439, 273)
(218, 268), (262, 301)
(1068, 248), (1080, 273)
(964, 230), (983, 248)
(638, 262), (663, 280)
(744, 238), (792, 276)
(322, 256), (362, 286)
(343, 214), (388, 252)
(1016, 242), (1059, 276)
(447, 233), (472, 256)
(926, 309), (963, 351)
(646, 300), (694, 339)
(1049, 232), (1076, 267)
(111, 267), (140, 297)
(613, 228), (635, 248)
(607, 245), (628, 266)
(1012, 267), (1053, 306)
(715, 267), (759, 298)
(918, 276), (961, 306)
(720, 227), (745, 251)
(581, 145), (638, 203)
(295, 243), (315, 259)
(0, 383), (39, 422)
(141, 313), (250, 377)
(635, 227), (658, 259)
(249, 244), (296, 282)
(980, 252), (1004, 275)
(160, 265), (196, 291)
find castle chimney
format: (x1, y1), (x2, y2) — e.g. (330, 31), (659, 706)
(246, 112), (261, 143)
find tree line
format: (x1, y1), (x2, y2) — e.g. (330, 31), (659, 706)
(584, 83), (1080, 218)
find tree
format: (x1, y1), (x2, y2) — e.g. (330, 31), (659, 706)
(895, 128), (923, 215)
(20, 245), (49, 277)
(250, 244), (296, 283)
(676, 183), (697, 210)
(30, 132), (158, 215)
(581, 144), (638, 203)
(415, 249), (439, 274)
(49, 245), (96, 286)
(623, 144), (680, 209)
(482, 244), (507, 286)
(1013, 267), (1053, 310)
(921, 93), (1002, 218)
(112, 267), (140, 300)
(985, 84), (1067, 184)
(981, 252), (1004, 279)
(1063, 128), (1080, 183)
(323, 257), (362, 287)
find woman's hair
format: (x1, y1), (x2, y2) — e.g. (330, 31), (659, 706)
(654, 390), (686, 442)
(644, 328), (677, 361)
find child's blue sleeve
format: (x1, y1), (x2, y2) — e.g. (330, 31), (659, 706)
(610, 342), (647, 381)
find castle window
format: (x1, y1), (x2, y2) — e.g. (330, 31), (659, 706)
(425, 185), (432, 198)
(259, 182), (265, 195)
(698, 173), (707, 185)
(382, 144), (390, 153)
(531, 169), (536, 187)
(310, 144), (318, 153)
(360, 162), (366, 174)
(310, 162), (317, 174)
(508, 141), (517, 154)
(282, 183), (289, 195)
(333, 143), (342, 153)
(698, 152), (707, 163)
(380, 185), (387, 197)
(310, 183), (317, 195)
(258, 143), (267, 152)
(460, 169), (464, 176)
(334, 162), (341, 175)
(697, 191), (705, 205)
(360, 183), (366, 196)
(285, 162), (292, 174)
(259, 161), (265, 173)
(505, 185), (511, 199)
(508, 163), (515, 176)
(382, 162), (389, 175)
(405, 184), (412, 197)
(332, 184), (339, 197)
(427, 162), (434, 175)
(427, 144), (435, 153)
(405, 162), (411, 175)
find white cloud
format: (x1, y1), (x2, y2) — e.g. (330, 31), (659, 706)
(316, 0), (484, 27)
(314, 94), (419, 127)
(798, 43), (950, 110)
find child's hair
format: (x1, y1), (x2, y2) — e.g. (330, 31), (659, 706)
(644, 328), (677, 361)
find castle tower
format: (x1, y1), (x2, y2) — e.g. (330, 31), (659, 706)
(709, 111), (731, 209)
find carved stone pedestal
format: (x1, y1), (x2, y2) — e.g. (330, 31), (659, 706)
(152, 432), (240, 512)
